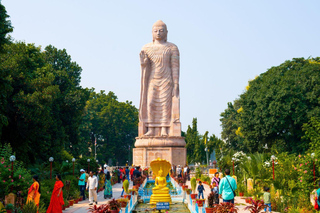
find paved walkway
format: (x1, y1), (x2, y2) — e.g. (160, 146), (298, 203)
(63, 179), (277, 213)
(63, 182), (127, 213)
(185, 180), (278, 213)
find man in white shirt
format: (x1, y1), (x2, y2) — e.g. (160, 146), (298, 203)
(176, 165), (182, 178)
(183, 165), (188, 176)
(86, 171), (98, 205)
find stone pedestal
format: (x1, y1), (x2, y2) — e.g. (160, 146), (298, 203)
(133, 137), (186, 167)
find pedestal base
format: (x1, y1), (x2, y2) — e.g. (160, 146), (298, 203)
(149, 193), (172, 204)
(133, 146), (186, 168)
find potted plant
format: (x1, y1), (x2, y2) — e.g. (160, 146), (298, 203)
(69, 197), (74, 206)
(244, 198), (267, 213)
(123, 179), (130, 199)
(5, 204), (14, 213)
(186, 189), (192, 195)
(108, 199), (120, 213)
(129, 188), (138, 195)
(212, 202), (238, 212)
(190, 177), (197, 199)
(117, 198), (129, 208)
(64, 198), (69, 208)
(205, 192), (215, 213)
(196, 199), (205, 207)
(88, 204), (110, 212)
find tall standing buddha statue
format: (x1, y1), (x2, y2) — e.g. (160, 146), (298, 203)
(133, 20), (186, 167)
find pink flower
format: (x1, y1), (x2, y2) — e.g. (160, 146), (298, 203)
(305, 163), (307, 165)
(4, 165), (6, 167)
(294, 167), (297, 170)
(8, 169), (10, 171)
(11, 179), (13, 182)
(2, 180), (5, 183)
(299, 155), (301, 158)
(19, 175), (21, 179)
(304, 170), (307, 173)
(300, 164), (302, 167)
(300, 180), (302, 182)
(316, 159), (318, 161)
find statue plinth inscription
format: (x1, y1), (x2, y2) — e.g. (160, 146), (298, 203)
(133, 20), (186, 167)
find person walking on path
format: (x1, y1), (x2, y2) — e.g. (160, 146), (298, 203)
(27, 175), (41, 210)
(125, 167), (130, 181)
(104, 171), (113, 199)
(46, 174), (64, 213)
(197, 181), (205, 199)
(176, 165), (182, 178)
(77, 169), (86, 201)
(219, 169), (237, 204)
(132, 166), (141, 185)
(86, 171), (98, 205)
(130, 166), (135, 181)
(211, 172), (220, 204)
(263, 187), (271, 212)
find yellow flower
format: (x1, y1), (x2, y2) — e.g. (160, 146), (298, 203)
(309, 59), (320, 65)
(237, 107), (243, 113)
(235, 127), (243, 137)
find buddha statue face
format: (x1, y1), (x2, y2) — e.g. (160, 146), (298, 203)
(158, 169), (163, 176)
(152, 20), (167, 42)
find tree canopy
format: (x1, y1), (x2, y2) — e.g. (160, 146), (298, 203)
(221, 58), (320, 154)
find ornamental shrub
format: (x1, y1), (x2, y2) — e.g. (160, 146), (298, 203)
(0, 144), (32, 199)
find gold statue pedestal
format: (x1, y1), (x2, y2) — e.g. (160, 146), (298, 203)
(148, 158), (172, 205)
(150, 194), (172, 204)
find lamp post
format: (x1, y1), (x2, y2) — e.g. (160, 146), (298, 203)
(232, 157), (236, 175)
(9, 155), (16, 192)
(311, 153), (316, 187)
(49, 157), (54, 179)
(87, 159), (90, 172)
(94, 137), (97, 160)
(128, 145), (131, 166)
(271, 155), (276, 180)
(205, 147), (209, 175)
(72, 158), (76, 176)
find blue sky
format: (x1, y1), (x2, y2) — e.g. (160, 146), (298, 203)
(3, 0), (320, 137)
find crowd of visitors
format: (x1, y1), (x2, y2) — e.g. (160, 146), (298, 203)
(170, 164), (190, 180)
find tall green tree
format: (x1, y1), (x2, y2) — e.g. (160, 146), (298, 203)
(0, 1), (12, 52)
(83, 90), (138, 165)
(221, 58), (320, 154)
(0, 42), (89, 165)
(303, 117), (320, 152)
(185, 118), (206, 164)
(220, 100), (246, 151)
(0, 1), (13, 135)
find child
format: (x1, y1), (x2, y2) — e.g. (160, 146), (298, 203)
(263, 187), (271, 212)
(197, 181), (205, 199)
(211, 182), (219, 204)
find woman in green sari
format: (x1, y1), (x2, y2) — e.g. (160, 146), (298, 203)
(104, 171), (113, 199)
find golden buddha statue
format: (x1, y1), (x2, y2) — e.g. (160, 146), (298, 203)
(149, 158), (172, 204)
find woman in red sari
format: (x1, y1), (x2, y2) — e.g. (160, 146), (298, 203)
(46, 174), (64, 213)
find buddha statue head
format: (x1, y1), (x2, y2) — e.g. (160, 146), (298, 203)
(158, 167), (163, 176)
(152, 20), (168, 42)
